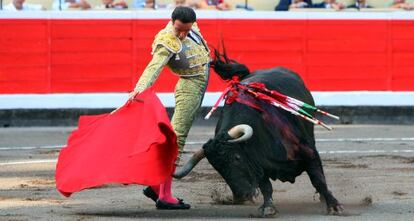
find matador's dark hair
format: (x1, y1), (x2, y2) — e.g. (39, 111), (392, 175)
(172, 6), (197, 23)
(210, 41), (250, 80)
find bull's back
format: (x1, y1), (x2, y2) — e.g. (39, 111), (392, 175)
(244, 67), (314, 106)
(242, 66), (316, 146)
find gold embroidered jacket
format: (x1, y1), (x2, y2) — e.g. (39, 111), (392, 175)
(134, 21), (210, 93)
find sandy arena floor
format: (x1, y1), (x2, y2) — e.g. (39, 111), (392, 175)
(0, 124), (413, 220)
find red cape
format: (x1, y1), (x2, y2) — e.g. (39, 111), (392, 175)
(55, 89), (178, 197)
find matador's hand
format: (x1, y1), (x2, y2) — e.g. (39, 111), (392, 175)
(110, 90), (140, 115)
(128, 90), (139, 101)
(110, 106), (122, 115)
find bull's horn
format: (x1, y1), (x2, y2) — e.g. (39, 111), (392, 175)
(227, 124), (253, 143)
(172, 149), (205, 179)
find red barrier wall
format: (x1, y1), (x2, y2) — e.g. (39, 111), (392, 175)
(1, 16), (414, 94)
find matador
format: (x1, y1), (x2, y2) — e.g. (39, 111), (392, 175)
(127, 6), (210, 210)
(134, 15), (210, 161)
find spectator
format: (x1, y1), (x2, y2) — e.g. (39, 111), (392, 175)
(132, 0), (166, 9)
(95, 0), (128, 9)
(196, 0), (232, 10)
(132, 0), (145, 8)
(143, 0), (156, 8)
(347, 0), (372, 9)
(391, 0), (414, 10)
(186, 0), (200, 8)
(52, 0), (91, 10)
(167, 0), (188, 9)
(3, 0), (45, 10)
(312, 0), (344, 11)
(275, 0), (312, 11)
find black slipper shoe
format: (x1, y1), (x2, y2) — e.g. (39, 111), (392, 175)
(143, 186), (158, 203)
(156, 198), (191, 210)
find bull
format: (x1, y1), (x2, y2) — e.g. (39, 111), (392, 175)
(173, 49), (344, 217)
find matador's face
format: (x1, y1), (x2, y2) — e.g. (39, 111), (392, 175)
(173, 20), (193, 40)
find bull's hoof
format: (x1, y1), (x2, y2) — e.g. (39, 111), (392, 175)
(327, 204), (344, 215)
(258, 205), (278, 218)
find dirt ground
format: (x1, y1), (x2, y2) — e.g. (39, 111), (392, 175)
(0, 124), (414, 220)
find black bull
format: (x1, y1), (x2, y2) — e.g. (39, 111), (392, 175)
(174, 65), (343, 217)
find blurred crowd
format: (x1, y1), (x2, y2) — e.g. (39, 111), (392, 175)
(1, 0), (413, 11)
(0, 0), (233, 10)
(275, 0), (414, 11)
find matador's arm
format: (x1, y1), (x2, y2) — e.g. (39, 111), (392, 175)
(111, 45), (174, 114)
(133, 46), (173, 93)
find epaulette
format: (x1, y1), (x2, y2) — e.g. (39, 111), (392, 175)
(152, 30), (182, 54)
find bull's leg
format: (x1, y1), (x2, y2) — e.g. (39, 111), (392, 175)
(258, 178), (278, 217)
(305, 154), (344, 215)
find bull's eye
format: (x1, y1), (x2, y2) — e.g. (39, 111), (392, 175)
(235, 154), (241, 161)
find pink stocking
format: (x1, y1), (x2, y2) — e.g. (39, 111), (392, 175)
(158, 176), (178, 204)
